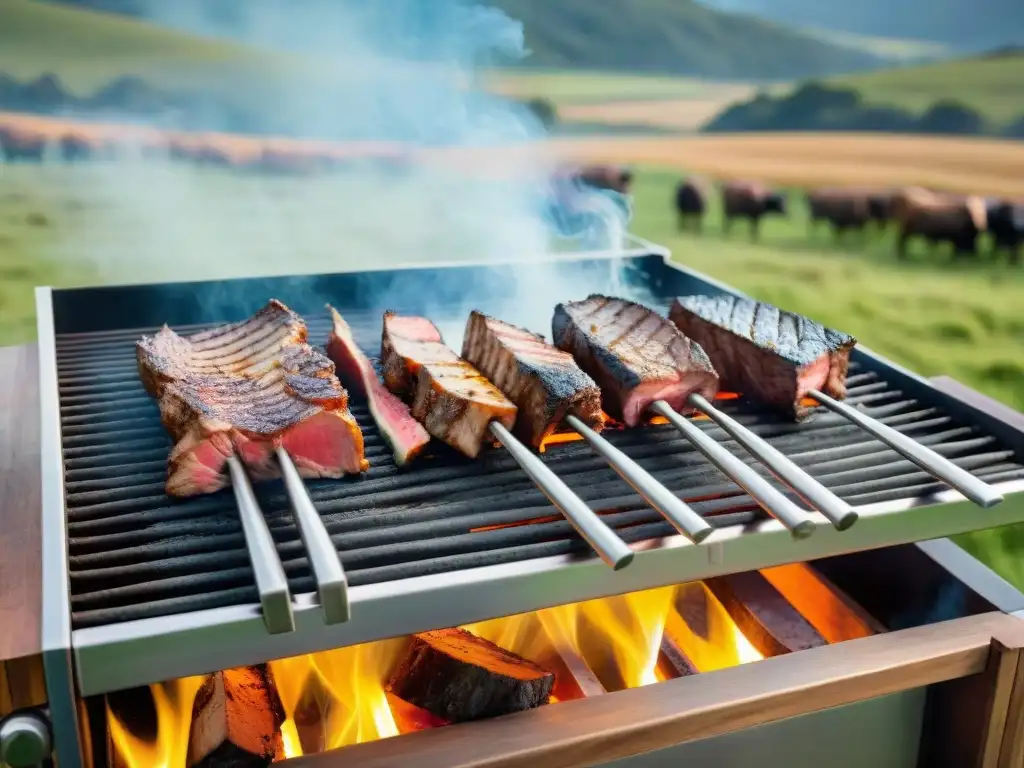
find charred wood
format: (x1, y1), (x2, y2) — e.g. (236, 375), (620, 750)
(387, 628), (555, 723)
(705, 571), (827, 657)
(186, 666), (285, 768)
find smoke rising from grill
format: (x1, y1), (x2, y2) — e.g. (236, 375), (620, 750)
(15, 0), (637, 342)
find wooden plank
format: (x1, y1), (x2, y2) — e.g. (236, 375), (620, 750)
(999, 636), (1024, 768)
(0, 344), (45, 715)
(982, 640), (1023, 768)
(289, 612), (1020, 768)
(704, 571), (826, 657)
(760, 563), (886, 641)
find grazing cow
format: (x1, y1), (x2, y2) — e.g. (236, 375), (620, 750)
(0, 127), (45, 162)
(568, 165), (634, 194)
(806, 187), (873, 240)
(891, 186), (988, 258)
(59, 133), (92, 162)
(674, 176), (713, 233)
(721, 180), (787, 240)
(986, 199), (1024, 264)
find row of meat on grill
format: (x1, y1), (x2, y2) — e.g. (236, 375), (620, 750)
(135, 293), (856, 497)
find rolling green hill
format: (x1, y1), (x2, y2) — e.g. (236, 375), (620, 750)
(701, 0), (1024, 53)
(833, 52), (1024, 124)
(0, 0), (328, 95)
(41, 0), (888, 81)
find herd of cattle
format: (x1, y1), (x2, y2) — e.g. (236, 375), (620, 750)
(566, 165), (1024, 264)
(3, 119), (1021, 264)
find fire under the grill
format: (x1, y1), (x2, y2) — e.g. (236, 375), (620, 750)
(23, 250), (1024, 768)
(99, 562), (879, 767)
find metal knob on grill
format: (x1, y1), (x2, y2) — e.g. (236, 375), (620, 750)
(0, 710), (51, 768)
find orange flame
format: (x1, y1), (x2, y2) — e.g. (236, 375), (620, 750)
(106, 579), (800, 765)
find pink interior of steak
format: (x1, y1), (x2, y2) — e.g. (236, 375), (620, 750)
(138, 299), (367, 497)
(326, 306), (430, 466)
(620, 372), (719, 427)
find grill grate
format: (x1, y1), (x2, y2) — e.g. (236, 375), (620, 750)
(56, 308), (1024, 630)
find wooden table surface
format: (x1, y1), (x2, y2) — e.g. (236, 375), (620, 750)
(0, 343), (46, 712)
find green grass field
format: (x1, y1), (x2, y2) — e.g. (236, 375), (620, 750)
(833, 53), (1024, 124)
(486, 69), (753, 107)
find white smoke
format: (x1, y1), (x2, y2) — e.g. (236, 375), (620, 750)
(18, 0), (634, 338)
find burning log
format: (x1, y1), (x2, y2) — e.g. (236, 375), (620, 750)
(187, 666), (285, 767)
(387, 692), (451, 734)
(549, 645), (606, 699)
(387, 628), (555, 723)
(658, 635), (700, 679)
(704, 572), (826, 657)
(759, 563), (885, 642)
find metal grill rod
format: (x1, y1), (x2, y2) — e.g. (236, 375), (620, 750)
(565, 415), (714, 543)
(488, 421), (635, 570)
(687, 393), (858, 531)
(275, 447), (350, 625)
(225, 456), (295, 634)
(808, 389), (1005, 509)
(650, 401), (815, 538)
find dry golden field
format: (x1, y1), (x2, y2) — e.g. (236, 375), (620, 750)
(6, 111), (1022, 196)
(423, 134), (1024, 197)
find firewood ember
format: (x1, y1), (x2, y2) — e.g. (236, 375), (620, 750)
(704, 572), (827, 657)
(549, 645), (606, 700)
(292, 672), (332, 756)
(386, 692), (451, 734)
(386, 628), (555, 723)
(187, 666), (285, 767)
(657, 634), (700, 679)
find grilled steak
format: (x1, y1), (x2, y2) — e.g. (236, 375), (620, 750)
(461, 311), (603, 448)
(137, 300), (368, 497)
(381, 312), (517, 458)
(669, 295), (856, 420)
(325, 306), (431, 467)
(552, 295), (719, 427)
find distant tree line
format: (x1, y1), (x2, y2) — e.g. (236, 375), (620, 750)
(0, 72), (559, 139)
(703, 82), (1024, 139)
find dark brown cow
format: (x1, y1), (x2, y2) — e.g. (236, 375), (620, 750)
(674, 176), (713, 233)
(891, 186), (988, 259)
(721, 180), (787, 240)
(571, 165), (633, 194)
(986, 198), (1024, 265)
(0, 126), (46, 162)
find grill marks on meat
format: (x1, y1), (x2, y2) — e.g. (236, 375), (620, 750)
(461, 311), (604, 449)
(137, 300), (367, 497)
(552, 295), (719, 427)
(325, 306), (430, 467)
(381, 312), (517, 458)
(669, 295), (856, 420)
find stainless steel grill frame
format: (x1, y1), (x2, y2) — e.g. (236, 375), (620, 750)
(37, 242), (1024, 704)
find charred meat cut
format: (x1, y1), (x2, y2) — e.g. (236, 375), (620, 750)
(669, 295), (856, 420)
(380, 313), (460, 397)
(552, 295), (719, 427)
(325, 306), (430, 467)
(137, 300), (368, 497)
(381, 312), (517, 458)
(462, 311), (604, 448)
